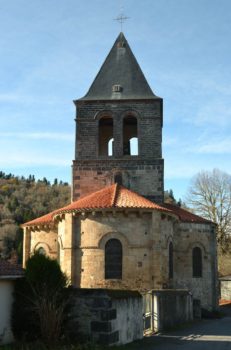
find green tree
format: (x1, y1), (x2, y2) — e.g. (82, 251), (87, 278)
(13, 252), (68, 345)
(0, 172), (70, 260)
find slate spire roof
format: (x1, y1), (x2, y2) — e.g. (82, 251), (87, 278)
(79, 32), (160, 101)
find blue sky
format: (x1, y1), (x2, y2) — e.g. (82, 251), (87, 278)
(0, 0), (231, 200)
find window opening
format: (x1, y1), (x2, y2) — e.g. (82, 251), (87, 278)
(192, 247), (202, 277)
(105, 239), (122, 279)
(99, 117), (113, 156)
(169, 242), (173, 279)
(130, 137), (138, 155)
(37, 247), (46, 256)
(57, 241), (60, 264)
(114, 173), (123, 185)
(108, 138), (114, 156)
(123, 116), (138, 155)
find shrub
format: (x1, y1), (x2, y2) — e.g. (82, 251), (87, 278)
(13, 252), (68, 345)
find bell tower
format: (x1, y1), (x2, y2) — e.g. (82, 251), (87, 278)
(72, 33), (164, 203)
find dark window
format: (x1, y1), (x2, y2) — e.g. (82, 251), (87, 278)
(105, 239), (122, 279)
(37, 247), (46, 256)
(114, 173), (122, 185)
(192, 247), (202, 277)
(57, 241), (60, 264)
(123, 116), (138, 155)
(169, 242), (173, 279)
(99, 117), (113, 156)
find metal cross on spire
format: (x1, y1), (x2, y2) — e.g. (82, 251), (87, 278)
(114, 1), (129, 32)
(114, 13), (129, 32)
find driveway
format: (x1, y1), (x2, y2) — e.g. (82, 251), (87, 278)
(122, 305), (231, 350)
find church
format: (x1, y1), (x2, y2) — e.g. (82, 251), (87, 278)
(22, 32), (218, 311)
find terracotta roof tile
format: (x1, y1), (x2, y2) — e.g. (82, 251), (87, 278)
(23, 184), (172, 227)
(0, 259), (24, 278)
(22, 186), (214, 228)
(21, 211), (56, 227)
(163, 203), (212, 224)
(54, 184), (171, 215)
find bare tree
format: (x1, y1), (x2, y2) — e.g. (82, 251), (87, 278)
(187, 169), (231, 252)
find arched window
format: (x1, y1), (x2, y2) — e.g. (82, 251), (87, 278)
(108, 138), (114, 156)
(37, 247), (46, 256)
(57, 241), (60, 264)
(169, 242), (173, 279)
(114, 173), (123, 185)
(192, 247), (202, 277)
(99, 117), (113, 156)
(105, 239), (122, 279)
(130, 137), (138, 155)
(123, 116), (138, 155)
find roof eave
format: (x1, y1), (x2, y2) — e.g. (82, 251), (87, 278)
(74, 96), (162, 105)
(54, 205), (173, 218)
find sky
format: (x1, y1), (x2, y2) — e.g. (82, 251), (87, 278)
(0, 0), (231, 201)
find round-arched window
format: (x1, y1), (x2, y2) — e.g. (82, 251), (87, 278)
(192, 247), (202, 277)
(37, 247), (46, 256)
(105, 239), (122, 279)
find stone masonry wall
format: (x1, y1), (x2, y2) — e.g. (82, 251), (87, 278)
(75, 100), (162, 159)
(66, 210), (176, 291)
(65, 288), (143, 346)
(28, 229), (58, 259)
(72, 159), (163, 203)
(73, 100), (164, 203)
(71, 211), (163, 290)
(173, 222), (218, 310)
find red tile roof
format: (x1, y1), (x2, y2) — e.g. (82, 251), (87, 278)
(21, 211), (56, 227)
(23, 184), (171, 227)
(22, 185), (212, 227)
(0, 259), (24, 278)
(164, 203), (212, 224)
(54, 184), (171, 215)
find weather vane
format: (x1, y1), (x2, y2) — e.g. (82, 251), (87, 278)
(114, 1), (130, 32)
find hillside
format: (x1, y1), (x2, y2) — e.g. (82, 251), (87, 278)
(0, 171), (71, 261)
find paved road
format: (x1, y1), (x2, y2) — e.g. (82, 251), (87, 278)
(125, 305), (231, 350)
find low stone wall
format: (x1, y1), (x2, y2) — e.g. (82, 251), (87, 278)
(154, 290), (193, 331)
(65, 288), (143, 346)
(220, 277), (231, 300)
(143, 290), (193, 333)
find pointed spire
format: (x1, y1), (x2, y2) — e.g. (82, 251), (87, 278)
(79, 33), (160, 101)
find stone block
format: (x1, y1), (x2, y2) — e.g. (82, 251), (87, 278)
(91, 321), (112, 332)
(101, 309), (117, 321)
(98, 331), (119, 345)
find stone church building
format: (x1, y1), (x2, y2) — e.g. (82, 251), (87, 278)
(22, 33), (218, 311)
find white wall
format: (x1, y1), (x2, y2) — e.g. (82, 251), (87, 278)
(112, 296), (143, 345)
(0, 280), (14, 345)
(220, 280), (231, 300)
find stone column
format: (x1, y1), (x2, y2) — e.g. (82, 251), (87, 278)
(113, 114), (123, 158)
(23, 228), (31, 268)
(150, 211), (164, 289)
(62, 214), (74, 283)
